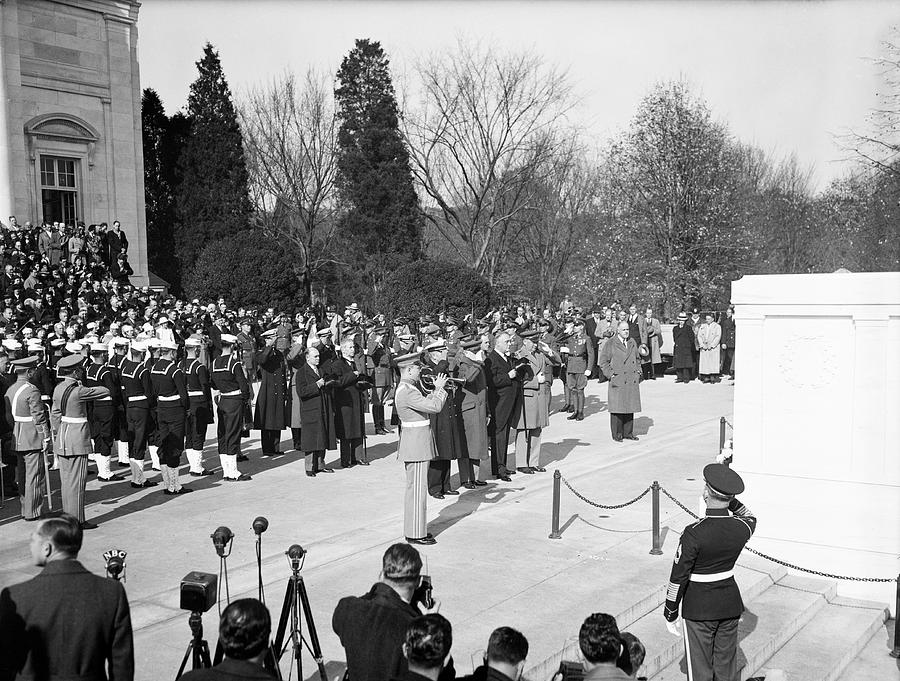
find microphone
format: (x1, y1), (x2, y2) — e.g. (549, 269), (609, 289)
(286, 544), (305, 561)
(252, 516), (269, 535)
(211, 526), (234, 557)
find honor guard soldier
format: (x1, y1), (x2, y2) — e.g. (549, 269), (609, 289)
(315, 328), (337, 364)
(182, 336), (213, 477)
(108, 337), (131, 466)
(50, 354), (111, 529)
(119, 340), (156, 489)
(84, 343), (125, 482)
(25, 340), (53, 410)
(5, 356), (52, 521)
(663, 463), (757, 681)
(143, 338), (162, 471)
(149, 339), (192, 495)
(210, 334), (252, 481)
(563, 318), (594, 421)
(394, 352), (448, 545)
(366, 326), (392, 435)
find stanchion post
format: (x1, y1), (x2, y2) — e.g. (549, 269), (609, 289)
(549, 470), (562, 539)
(650, 481), (662, 555)
(890, 575), (900, 658)
(719, 416), (726, 452)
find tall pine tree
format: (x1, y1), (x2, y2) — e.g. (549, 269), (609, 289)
(174, 43), (251, 276)
(335, 39), (423, 300)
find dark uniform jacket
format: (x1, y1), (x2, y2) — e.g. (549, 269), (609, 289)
(665, 498), (757, 621)
(295, 362), (336, 452)
(210, 355), (252, 400)
(0, 559), (134, 681)
(422, 356), (461, 460)
(253, 346), (289, 430)
(120, 358), (152, 406)
(150, 358), (189, 410)
(183, 358), (212, 420)
(180, 658), (276, 681)
(721, 316), (736, 349)
(484, 350), (520, 431)
(565, 334), (595, 374)
(324, 355), (366, 440)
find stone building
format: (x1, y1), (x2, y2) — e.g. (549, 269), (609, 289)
(0, 0), (147, 284)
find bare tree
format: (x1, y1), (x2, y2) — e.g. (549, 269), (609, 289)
(240, 70), (339, 301)
(403, 40), (575, 283)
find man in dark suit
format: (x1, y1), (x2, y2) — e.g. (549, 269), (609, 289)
(180, 598), (276, 681)
(295, 346), (336, 477)
(324, 338), (370, 468)
(484, 332), (520, 481)
(0, 514), (134, 681)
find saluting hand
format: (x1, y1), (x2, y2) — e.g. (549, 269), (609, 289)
(432, 373), (448, 390)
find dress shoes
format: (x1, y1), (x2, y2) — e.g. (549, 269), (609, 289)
(444, 489), (460, 496)
(163, 487), (192, 495)
(357, 460), (371, 466)
(613, 436), (624, 442)
(430, 493), (445, 500)
(190, 469), (214, 477)
(564, 405), (574, 413)
(624, 435), (639, 441)
(575, 413), (584, 421)
(532, 466), (547, 473)
(497, 475), (512, 482)
(473, 480), (488, 486)
(236, 454), (249, 462)
(375, 428), (390, 435)
(98, 474), (125, 482)
(224, 474), (252, 482)
(462, 482), (478, 489)
(306, 471), (317, 477)
(406, 536), (436, 545)
(566, 412), (578, 420)
(517, 467), (535, 474)
(130, 480), (158, 489)
(320, 468), (335, 474)
(80, 521), (99, 530)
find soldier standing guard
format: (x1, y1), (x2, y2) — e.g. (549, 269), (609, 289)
(366, 326), (392, 435)
(149, 339), (192, 495)
(563, 318), (594, 422)
(119, 340), (156, 488)
(183, 336), (213, 477)
(210, 334), (252, 482)
(512, 331), (549, 474)
(393, 353), (447, 545)
(254, 328), (289, 456)
(663, 463), (757, 681)
(108, 337), (131, 466)
(5, 356), (52, 521)
(50, 354), (110, 529)
(84, 344), (124, 482)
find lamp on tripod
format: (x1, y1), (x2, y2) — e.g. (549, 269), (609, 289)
(175, 571), (217, 679)
(272, 544), (327, 681)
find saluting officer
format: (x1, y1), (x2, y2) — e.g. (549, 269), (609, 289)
(5, 356), (52, 521)
(50, 354), (110, 529)
(210, 333), (252, 482)
(119, 339), (156, 488)
(182, 336), (213, 477)
(563, 317), (594, 422)
(84, 343), (124, 482)
(366, 326), (392, 435)
(663, 463), (757, 681)
(149, 339), (191, 495)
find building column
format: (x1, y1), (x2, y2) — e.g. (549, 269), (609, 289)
(0, 0), (16, 224)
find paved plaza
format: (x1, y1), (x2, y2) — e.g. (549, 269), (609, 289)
(2, 375), (742, 679)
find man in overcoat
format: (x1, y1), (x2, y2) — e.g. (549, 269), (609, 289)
(254, 329), (289, 456)
(422, 341), (466, 498)
(512, 331), (549, 473)
(598, 321), (642, 442)
(325, 338), (369, 468)
(639, 307), (663, 380)
(366, 327), (393, 434)
(455, 336), (490, 487)
(484, 332), (520, 482)
(672, 312), (696, 384)
(0, 514), (134, 681)
(295, 346), (336, 477)
(697, 313), (722, 383)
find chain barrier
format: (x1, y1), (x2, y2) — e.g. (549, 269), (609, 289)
(559, 475), (651, 510)
(723, 418), (734, 430)
(555, 476), (897, 583)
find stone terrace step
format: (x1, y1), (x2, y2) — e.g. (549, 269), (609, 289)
(756, 596), (890, 681)
(834, 618), (899, 681)
(646, 574), (833, 680)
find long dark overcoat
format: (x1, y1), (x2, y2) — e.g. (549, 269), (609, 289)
(484, 350), (521, 432)
(423, 357), (461, 460)
(324, 355), (365, 440)
(455, 352), (489, 461)
(253, 346), (289, 430)
(672, 323), (696, 369)
(295, 362), (336, 452)
(598, 336), (642, 414)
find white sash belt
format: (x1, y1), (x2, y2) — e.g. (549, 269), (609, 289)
(402, 419), (429, 428)
(690, 570), (734, 583)
(61, 416), (88, 424)
(188, 390), (205, 396)
(219, 390), (242, 397)
(157, 394), (181, 401)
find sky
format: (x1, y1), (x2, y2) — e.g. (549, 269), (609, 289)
(137, 0), (900, 191)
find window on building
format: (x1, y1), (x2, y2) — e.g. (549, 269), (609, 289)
(40, 156), (79, 225)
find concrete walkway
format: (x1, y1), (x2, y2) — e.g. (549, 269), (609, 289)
(0, 375), (738, 679)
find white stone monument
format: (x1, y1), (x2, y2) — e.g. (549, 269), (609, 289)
(732, 272), (900, 609)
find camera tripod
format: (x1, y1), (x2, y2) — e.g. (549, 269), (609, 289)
(272, 558), (326, 681)
(175, 611), (212, 679)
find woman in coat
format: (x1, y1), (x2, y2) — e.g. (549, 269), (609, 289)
(697, 313), (722, 383)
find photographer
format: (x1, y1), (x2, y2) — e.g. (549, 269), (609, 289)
(180, 598), (275, 680)
(459, 626), (529, 681)
(394, 614), (453, 681)
(332, 543), (451, 681)
(554, 613), (630, 681)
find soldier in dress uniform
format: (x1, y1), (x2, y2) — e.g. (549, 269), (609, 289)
(663, 463), (757, 681)
(118, 339), (156, 488)
(236, 319), (259, 392)
(50, 354), (110, 528)
(563, 318), (595, 421)
(254, 328), (289, 456)
(25, 341), (53, 411)
(366, 326), (392, 435)
(210, 334), (252, 481)
(143, 337), (162, 471)
(511, 331), (549, 474)
(454, 335), (490, 487)
(5, 356), (52, 521)
(149, 339), (191, 495)
(315, 327), (337, 364)
(422, 340), (466, 498)
(107, 337), (131, 467)
(394, 352), (448, 545)
(84, 343), (124, 482)
(182, 336), (213, 477)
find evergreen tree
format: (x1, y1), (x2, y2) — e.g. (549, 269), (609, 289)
(141, 88), (178, 286)
(174, 43), (252, 277)
(334, 39), (423, 297)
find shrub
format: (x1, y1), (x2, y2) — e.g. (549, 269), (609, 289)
(374, 259), (494, 321)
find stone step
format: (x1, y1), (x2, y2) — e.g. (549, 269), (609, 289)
(644, 574), (833, 680)
(755, 596), (890, 681)
(523, 554), (785, 681)
(834, 617), (899, 681)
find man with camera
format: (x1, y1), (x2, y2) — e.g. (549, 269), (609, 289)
(458, 626), (529, 681)
(180, 598), (276, 680)
(555, 613), (631, 680)
(0, 514), (134, 681)
(394, 614), (454, 681)
(332, 543), (449, 681)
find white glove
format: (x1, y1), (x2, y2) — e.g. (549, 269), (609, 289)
(537, 374), (545, 384)
(584, 370), (591, 377)
(560, 347), (570, 354)
(665, 619), (681, 637)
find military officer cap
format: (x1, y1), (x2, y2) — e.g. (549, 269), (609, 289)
(537, 318), (551, 328)
(519, 329), (539, 340)
(421, 323), (441, 336)
(57, 354), (84, 371)
(392, 318), (406, 327)
(315, 328), (332, 338)
(393, 351), (422, 369)
(397, 333), (416, 342)
(340, 325), (357, 336)
(90, 342), (108, 354)
(220, 333), (237, 345)
(10, 356), (38, 369)
(424, 339), (447, 352)
(261, 328), (277, 339)
(703, 463), (744, 497)
(371, 326), (387, 335)
(2, 338), (21, 351)
(572, 317), (586, 327)
(459, 335), (482, 350)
